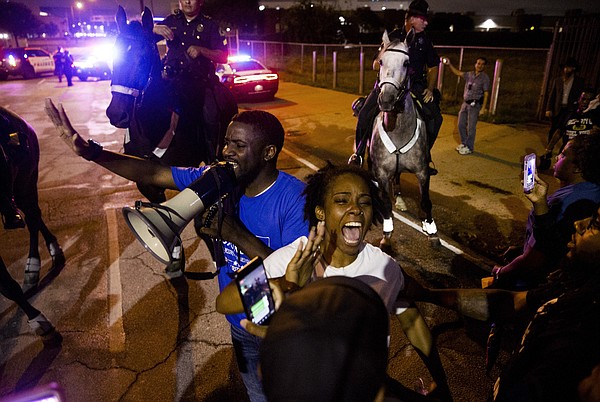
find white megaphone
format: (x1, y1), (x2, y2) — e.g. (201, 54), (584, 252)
(122, 162), (236, 264)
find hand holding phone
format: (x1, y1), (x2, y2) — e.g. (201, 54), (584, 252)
(523, 153), (536, 194)
(235, 257), (276, 326)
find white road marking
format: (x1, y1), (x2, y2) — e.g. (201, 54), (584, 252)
(105, 207), (125, 352)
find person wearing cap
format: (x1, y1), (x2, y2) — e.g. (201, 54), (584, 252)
(259, 276), (397, 402)
(546, 89), (597, 156)
(545, 57), (585, 143)
(350, 0), (442, 176)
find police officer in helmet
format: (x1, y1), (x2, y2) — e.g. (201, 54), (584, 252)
(350, 0), (442, 175)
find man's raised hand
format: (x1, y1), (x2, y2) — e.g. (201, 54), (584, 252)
(45, 98), (88, 157)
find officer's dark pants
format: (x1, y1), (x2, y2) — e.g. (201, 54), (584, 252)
(171, 75), (236, 164)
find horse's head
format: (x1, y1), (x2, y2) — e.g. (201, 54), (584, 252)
(376, 31), (410, 113)
(106, 6), (159, 128)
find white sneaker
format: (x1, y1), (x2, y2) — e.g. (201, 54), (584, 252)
(458, 147), (473, 155)
(455, 144), (466, 151)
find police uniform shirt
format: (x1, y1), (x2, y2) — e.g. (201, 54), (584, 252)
(159, 11), (227, 76)
(387, 29), (438, 91)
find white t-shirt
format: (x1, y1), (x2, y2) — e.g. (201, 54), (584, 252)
(264, 236), (406, 313)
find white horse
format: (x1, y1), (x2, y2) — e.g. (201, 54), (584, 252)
(368, 31), (437, 250)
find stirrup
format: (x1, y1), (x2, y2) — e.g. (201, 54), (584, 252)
(2, 209), (26, 230)
(348, 153), (363, 167)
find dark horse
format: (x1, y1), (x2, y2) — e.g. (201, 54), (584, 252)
(1, 107), (65, 292)
(368, 32), (437, 249)
(106, 6), (238, 203)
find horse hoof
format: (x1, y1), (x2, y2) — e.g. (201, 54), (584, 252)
(422, 220), (438, 235)
(27, 313), (63, 347)
(23, 257), (41, 292)
(395, 196), (408, 211)
(48, 241), (65, 270)
(379, 232), (394, 254)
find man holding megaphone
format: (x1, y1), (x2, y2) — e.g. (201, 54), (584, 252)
(45, 99), (309, 402)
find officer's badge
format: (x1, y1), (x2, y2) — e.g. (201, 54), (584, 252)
(197, 24), (204, 32)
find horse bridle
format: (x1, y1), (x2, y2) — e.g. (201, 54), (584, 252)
(111, 84), (141, 98)
(377, 47), (410, 106)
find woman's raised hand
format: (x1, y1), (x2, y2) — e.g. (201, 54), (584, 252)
(284, 221), (325, 287)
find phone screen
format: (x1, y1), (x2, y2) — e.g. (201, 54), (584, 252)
(523, 153), (536, 194)
(235, 257), (276, 325)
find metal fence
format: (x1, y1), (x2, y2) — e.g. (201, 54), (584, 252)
(228, 38), (550, 122)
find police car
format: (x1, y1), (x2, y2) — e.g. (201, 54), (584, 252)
(216, 55), (279, 101)
(0, 47), (55, 80)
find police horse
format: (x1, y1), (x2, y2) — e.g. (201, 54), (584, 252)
(367, 32), (437, 249)
(106, 6), (238, 203)
(1, 107), (65, 292)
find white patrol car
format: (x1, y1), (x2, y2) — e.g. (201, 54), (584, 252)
(0, 47), (55, 80)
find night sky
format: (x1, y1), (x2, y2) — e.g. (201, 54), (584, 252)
(13, 0), (600, 19)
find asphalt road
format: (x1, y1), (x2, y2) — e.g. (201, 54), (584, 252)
(0, 76), (554, 401)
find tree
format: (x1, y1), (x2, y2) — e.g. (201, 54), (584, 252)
(204, 0), (260, 35)
(0, 2), (41, 45)
(281, 1), (340, 43)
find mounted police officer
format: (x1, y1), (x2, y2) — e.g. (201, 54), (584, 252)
(350, 0), (442, 175)
(153, 0), (234, 163)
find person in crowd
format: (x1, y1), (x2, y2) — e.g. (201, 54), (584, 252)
(492, 131), (600, 289)
(415, 204), (600, 402)
(217, 162), (453, 401)
(443, 57), (490, 155)
(0, 255), (62, 346)
(53, 47), (64, 83)
(260, 276), (438, 402)
(350, 0), (442, 175)
(545, 89), (596, 155)
(545, 57), (585, 142)
(62, 49), (74, 87)
(45, 99), (308, 402)
(152, 0), (231, 162)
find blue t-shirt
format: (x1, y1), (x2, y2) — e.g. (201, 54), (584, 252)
(171, 166), (309, 327)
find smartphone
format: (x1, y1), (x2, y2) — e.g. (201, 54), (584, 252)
(523, 153), (536, 194)
(235, 256), (276, 326)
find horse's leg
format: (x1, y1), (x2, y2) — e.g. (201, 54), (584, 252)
(137, 183), (167, 203)
(0, 145), (25, 229)
(38, 219), (65, 270)
(393, 174), (408, 211)
(14, 165), (43, 291)
(378, 176), (395, 253)
(416, 171), (437, 236)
